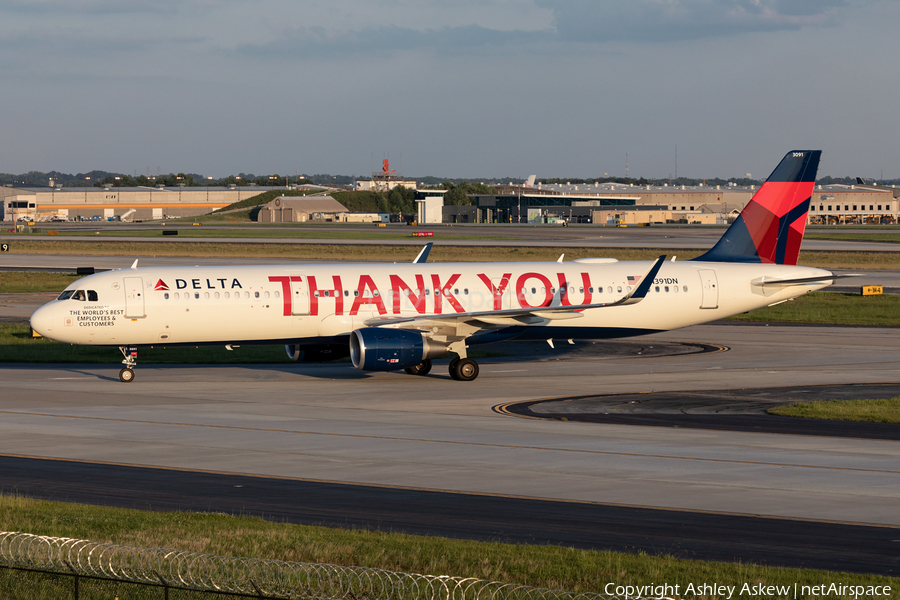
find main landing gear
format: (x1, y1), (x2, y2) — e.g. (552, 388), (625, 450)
(118, 346), (137, 383)
(449, 357), (479, 382)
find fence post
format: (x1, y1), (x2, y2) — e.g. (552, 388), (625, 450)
(155, 571), (169, 600)
(65, 561), (78, 600)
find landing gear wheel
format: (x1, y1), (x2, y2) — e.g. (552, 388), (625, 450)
(405, 359), (432, 376)
(119, 367), (135, 383)
(449, 357), (479, 381)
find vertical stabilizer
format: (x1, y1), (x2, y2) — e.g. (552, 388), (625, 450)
(693, 150), (821, 265)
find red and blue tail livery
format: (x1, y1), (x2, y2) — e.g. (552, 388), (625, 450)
(694, 150), (821, 265)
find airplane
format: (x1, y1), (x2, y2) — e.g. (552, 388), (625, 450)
(30, 150), (840, 383)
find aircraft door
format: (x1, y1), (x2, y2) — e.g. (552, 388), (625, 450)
(699, 269), (718, 309)
(123, 277), (146, 318)
(290, 277), (310, 316)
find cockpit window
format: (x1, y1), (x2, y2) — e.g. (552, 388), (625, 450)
(58, 289), (98, 301)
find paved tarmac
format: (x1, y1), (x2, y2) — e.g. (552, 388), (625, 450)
(0, 324), (898, 574)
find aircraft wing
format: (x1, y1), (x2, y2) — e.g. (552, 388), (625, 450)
(363, 255), (666, 330)
(412, 243), (433, 264)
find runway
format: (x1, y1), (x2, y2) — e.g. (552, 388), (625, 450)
(1, 323), (898, 574)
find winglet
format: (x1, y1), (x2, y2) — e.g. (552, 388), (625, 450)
(413, 243), (433, 264)
(130, 259), (139, 269)
(619, 255), (666, 306)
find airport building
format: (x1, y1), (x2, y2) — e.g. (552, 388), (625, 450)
(424, 182), (900, 225)
(0, 184), (281, 222)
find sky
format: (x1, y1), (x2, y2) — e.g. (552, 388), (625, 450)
(2, 0), (899, 180)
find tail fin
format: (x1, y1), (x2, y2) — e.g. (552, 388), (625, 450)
(693, 150), (821, 265)
(524, 175), (536, 188)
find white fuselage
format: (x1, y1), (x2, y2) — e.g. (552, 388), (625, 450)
(30, 259), (832, 347)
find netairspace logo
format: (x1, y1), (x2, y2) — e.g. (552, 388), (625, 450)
(603, 581), (893, 599)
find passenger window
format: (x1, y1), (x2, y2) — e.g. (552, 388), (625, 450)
(531, 288), (536, 294)
(664, 286), (669, 292)
(195, 293), (200, 299)
(174, 292), (180, 299)
(215, 292), (220, 299)
(683, 285), (688, 293)
(254, 291), (260, 298)
(655, 286), (660, 292)
(673, 286), (678, 293)
(244, 292), (250, 299)
(204, 292), (210, 299)
(264, 291), (270, 299)
(164, 293), (170, 300)
(275, 291), (280, 298)
(607, 286), (612, 294)
(88, 290), (98, 302)
(616, 286), (622, 293)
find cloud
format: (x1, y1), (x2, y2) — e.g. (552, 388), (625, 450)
(238, 24), (553, 60)
(536, 0), (856, 43)
(1, 0), (179, 15)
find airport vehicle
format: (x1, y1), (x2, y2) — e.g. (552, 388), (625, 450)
(31, 151), (837, 383)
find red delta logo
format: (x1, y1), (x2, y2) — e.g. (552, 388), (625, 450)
(154, 279), (169, 291)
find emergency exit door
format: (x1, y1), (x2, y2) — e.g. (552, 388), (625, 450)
(698, 269), (718, 309)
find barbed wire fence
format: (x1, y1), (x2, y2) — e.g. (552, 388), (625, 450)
(0, 531), (647, 600)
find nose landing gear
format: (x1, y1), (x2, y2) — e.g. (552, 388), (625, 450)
(119, 346), (138, 383)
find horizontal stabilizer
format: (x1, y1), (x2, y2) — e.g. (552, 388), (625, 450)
(751, 273), (859, 287)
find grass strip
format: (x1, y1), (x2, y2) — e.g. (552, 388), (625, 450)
(724, 292), (900, 326)
(0, 272), (79, 293)
(769, 397), (900, 423)
(0, 494), (895, 599)
(0, 323), (292, 364)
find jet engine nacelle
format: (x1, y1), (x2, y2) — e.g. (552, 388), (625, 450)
(350, 327), (447, 371)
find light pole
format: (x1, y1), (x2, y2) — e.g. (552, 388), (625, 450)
(206, 176), (213, 202)
(235, 176), (242, 203)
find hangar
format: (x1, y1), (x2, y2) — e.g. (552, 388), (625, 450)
(0, 184), (280, 222)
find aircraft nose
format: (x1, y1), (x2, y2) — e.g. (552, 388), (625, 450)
(30, 304), (54, 337)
